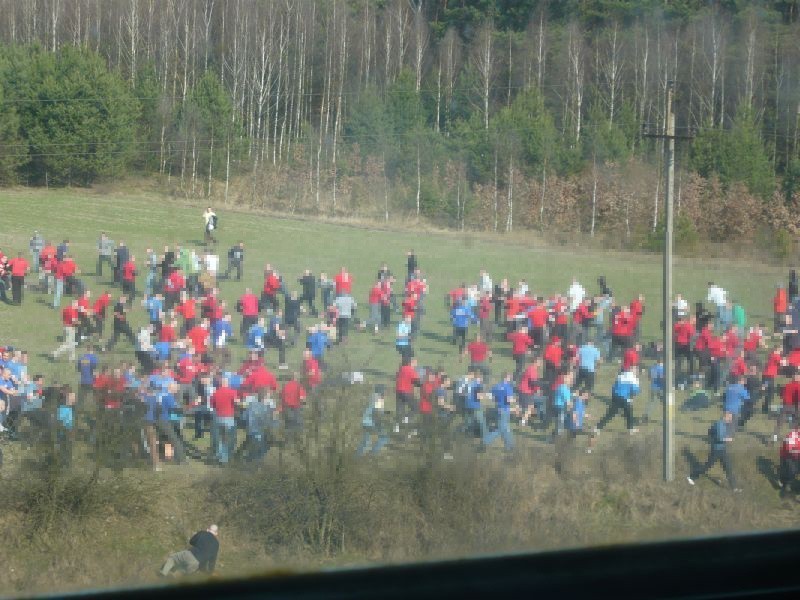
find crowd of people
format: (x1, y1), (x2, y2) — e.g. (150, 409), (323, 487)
(2, 209), (800, 500)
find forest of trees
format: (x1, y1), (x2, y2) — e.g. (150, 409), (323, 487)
(1, 0), (800, 249)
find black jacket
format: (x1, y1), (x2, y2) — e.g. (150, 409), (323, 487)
(189, 530), (219, 573)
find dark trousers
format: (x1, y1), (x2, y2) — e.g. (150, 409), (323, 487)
(301, 294), (317, 316)
(337, 317), (350, 342)
(513, 353), (526, 382)
(97, 255), (113, 277)
(453, 327), (467, 353)
(157, 420), (185, 463)
(691, 445), (737, 489)
(240, 315), (257, 339)
(397, 344), (413, 361)
(779, 457), (800, 491)
(223, 259), (242, 281)
(763, 377), (776, 413)
(11, 275), (23, 304)
(596, 395), (635, 431)
(381, 304), (391, 327)
(575, 367), (595, 393)
(675, 344), (693, 384)
(107, 322), (136, 350)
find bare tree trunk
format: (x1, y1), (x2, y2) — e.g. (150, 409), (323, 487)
(591, 156), (597, 237)
(539, 159), (547, 225)
(416, 144), (421, 218)
(493, 149), (498, 231)
(506, 156), (513, 232)
(207, 128), (214, 198)
(383, 152), (389, 222)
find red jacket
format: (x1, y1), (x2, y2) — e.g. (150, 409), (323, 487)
(211, 386), (238, 418)
(395, 364), (419, 394)
(334, 271), (352, 295)
(622, 348), (640, 370)
(281, 380), (307, 409)
(304, 357), (322, 388)
(62, 306), (79, 326)
(764, 351), (782, 378)
(781, 430), (800, 459)
(544, 342), (563, 367)
(242, 366), (278, 393)
(239, 293), (259, 316)
(782, 381), (800, 407)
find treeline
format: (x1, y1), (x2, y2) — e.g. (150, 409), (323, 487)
(0, 0), (799, 248)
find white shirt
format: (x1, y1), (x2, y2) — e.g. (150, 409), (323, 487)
(518, 282), (529, 296)
(203, 210), (216, 227)
(673, 297), (689, 317)
(205, 254), (219, 275)
(567, 282), (586, 311)
(707, 285), (727, 307)
(480, 273), (493, 294)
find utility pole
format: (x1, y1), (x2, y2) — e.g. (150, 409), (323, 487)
(643, 81), (693, 482)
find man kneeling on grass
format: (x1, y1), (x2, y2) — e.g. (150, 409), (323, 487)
(160, 524), (219, 577)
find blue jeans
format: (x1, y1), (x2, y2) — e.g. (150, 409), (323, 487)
(553, 406), (566, 436)
(356, 428), (389, 456)
(213, 416), (236, 463)
(53, 278), (64, 308)
(483, 409), (514, 451)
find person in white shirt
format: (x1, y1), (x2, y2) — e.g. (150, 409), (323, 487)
(479, 270), (493, 294)
(706, 282), (727, 309)
(673, 293), (689, 320)
(203, 207), (217, 245)
(518, 280), (529, 296)
(204, 251), (219, 277)
(568, 277), (586, 312)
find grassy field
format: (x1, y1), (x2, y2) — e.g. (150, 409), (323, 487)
(1, 186), (800, 595)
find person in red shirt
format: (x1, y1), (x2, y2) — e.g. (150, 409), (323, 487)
(465, 333), (492, 381)
(210, 377), (239, 464)
(281, 372), (307, 437)
(743, 325), (765, 363)
(395, 357), (420, 426)
(542, 336), (563, 384)
(478, 291), (494, 340)
(622, 343), (641, 372)
(7, 252), (29, 305)
(52, 300), (80, 361)
(776, 371), (800, 443)
(573, 298), (594, 346)
(779, 423), (800, 498)
(774, 284), (788, 333)
(729, 350), (747, 380)
(242, 364), (279, 395)
(379, 277), (393, 328)
(176, 291), (197, 336)
(302, 349), (322, 390)
(175, 347), (200, 403)
(186, 318), (210, 357)
(518, 358), (542, 427)
(706, 333), (727, 393)
(629, 294), (645, 340)
(610, 307), (634, 361)
(418, 370), (439, 439)
(121, 256), (137, 300)
(507, 326), (533, 382)
(164, 268), (185, 310)
(236, 287), (260, 338)
(762, 346), (783, 414)
(262, 268), (282, 312)
(334, 266), (352, 296)
(674, 316), (696, 388)
(527, 300), (549, 350)
(60, 254), (79, 296)
(160, 318), (178, 343)
(365, 282), (383, 333)
(93, 290), (112, 337)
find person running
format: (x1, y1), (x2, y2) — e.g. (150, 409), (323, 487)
(105, 295), (137, 351)
(574, 339), (601, 395)
(450, 299), (471, 354)
(481, 372), (516, 453)
(7, 251), (30, 305)
(203, 207), (218, 245)
(223, 241), (245, 281)
(298, 269), (318, 316)
(774, 371), (800, 443)
(687, 412), (741, 492)
(594, 367), (640, 436)
(160, 525), (220, 577)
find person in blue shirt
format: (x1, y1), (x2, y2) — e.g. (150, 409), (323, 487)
(552, 371), (574, 438)
(568, 389), (587, 437)
(594, 368), (641, 435)
(395, 316), (413, 362)
(644, 358), (665, 423)
(145, 293), (164, 328)
(461, 370), (488, 441)
(246, 317), (266, 352)
(307, 325), (330, 369)
(154, 340), (171, 363)
(575, 340), (601, 394)
(56, 385), (76, 467)
(357, 386), (390, 456)
(450, 300), (471, 354)
(212, 314), (233, 349)
(722, 376), (750, 426)
(482, 372), (516, 452)
(688, 411), (740, 491)
(76, 347), (98, 406)
(156, 381), (185, 465)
